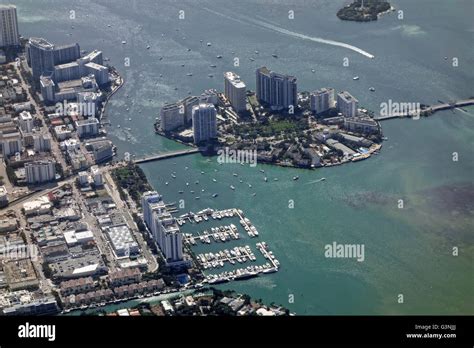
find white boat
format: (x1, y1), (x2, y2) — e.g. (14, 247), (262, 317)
(353, 76), (359, 80)
(369, 87), (375, 92)
(230, 185), (235, 190)
(207, 42), (212, 46)
(122, 40), (127, 44)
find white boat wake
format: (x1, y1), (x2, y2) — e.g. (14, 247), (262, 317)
(202, 7), (375, 59)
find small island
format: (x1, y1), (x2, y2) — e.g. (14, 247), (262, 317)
(337, 0), (392, 22)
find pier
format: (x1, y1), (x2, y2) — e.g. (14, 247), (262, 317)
(375, 98), (474, 121)
(134, 148), (200, 164)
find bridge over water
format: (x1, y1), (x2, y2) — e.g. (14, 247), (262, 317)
(134, 148), (201, 164)
(374, 98), (474, 121)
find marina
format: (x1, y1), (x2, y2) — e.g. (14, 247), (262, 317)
(178, 208), (280, 284)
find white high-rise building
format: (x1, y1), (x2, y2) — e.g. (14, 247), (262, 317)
(337, 91), (359, 118)
(0, 5), (20, 47)
(141, 191), (183, 263)
(159, 103), (184, 132)
(90, 165), (103, 186)
(25, 160), (56, 185)
(19, 111), (34, 133)
(192, 103), (217, 144)
(75, 118), (99, 138)
(224, 72), (247, 112)
(159, 215), (183, 262)
(310, 88), (335, 115)
(141, 191), (165, 236)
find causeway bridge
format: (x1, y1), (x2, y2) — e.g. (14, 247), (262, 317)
(134, 148), (201, 164)
(374, 98), (474, 121)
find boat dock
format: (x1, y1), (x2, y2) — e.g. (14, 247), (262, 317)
(183, 224), (240, 245)
(196, 245), (257, 270)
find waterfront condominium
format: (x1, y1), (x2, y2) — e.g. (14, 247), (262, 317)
(0, 4), (20, 47)
(141, 191), (184, 263)
(141, 191), (164, 235)
(256, 66), (297, 111)
(192, 103), (217, 144)
(224, 71), (247, 112)
(337, 91), (359, 118)
(159, 102), (184, 132)
(310, 88), (335, 115)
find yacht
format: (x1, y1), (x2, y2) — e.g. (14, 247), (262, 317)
(353, 76), (359, 80)
(369, 87), (375, 92)
(171, 174), (176, 178)
(293, 176), (299, 181)
(122, 40), (127, 44)
(248, 183), (252, 188)
(146, 45), (150, 49)
(264, 177), (268, 182)
(311, 69), (315, 73)
(212, 193), (218, 198)
(207, 42), (212, 46)
(233, 173), (238, 177)
(178, 190), (184, 194)
(216, 55), (222, 59)
(230, 185), (235, 190)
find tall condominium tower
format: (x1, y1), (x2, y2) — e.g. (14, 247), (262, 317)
(310, 88), (335, 115)
(224, 71), (247, 112)
(256, 66), (297, 111)
(337, 91), (359, 118)
(26, 38), (55, 79)
(192, 103), (217, 144)
(0, 4), (20, 47)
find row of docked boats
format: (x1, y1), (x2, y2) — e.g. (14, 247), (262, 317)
(239, 217), (259, 237)
(204, 263), (278, 284)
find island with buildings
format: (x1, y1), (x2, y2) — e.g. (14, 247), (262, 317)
(337, 0), (393, 22)
(155, 67), (383, 169)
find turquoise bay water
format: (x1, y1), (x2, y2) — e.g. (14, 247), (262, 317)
(16, 0), (474, 314)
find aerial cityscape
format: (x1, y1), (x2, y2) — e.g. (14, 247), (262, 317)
(0, 0), (472, 336)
